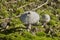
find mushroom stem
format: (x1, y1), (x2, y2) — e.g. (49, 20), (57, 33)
(27, 24), (31, 32)
(42, 22), (46, 28)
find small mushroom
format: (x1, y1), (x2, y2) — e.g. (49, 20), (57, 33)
(42, 14), (50, 28)
(0, 18), (10, 31)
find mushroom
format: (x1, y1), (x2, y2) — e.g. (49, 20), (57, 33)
(42, 14), (50, 28)
(0, 18), (10, 31)
(20, 11), (40, 32)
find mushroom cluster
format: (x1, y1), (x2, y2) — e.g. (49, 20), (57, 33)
(20, 11), (50, 32)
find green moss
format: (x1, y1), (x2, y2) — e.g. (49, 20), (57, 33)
(0, 0), (60, 40)
(36, 32), (46, 37)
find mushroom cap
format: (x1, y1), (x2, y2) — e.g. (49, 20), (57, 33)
(42, 14), (50, 22)
(20, 11), (40, 24)
(1, 22), (7, 28)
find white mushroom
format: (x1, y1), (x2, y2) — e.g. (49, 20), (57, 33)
(20, 11), (40, 32)
(42, 14), (50, 28)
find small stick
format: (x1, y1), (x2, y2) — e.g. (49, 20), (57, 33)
(32, 0), (49, 11)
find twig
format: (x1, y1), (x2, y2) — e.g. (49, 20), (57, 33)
(17, 2), (35, 8)
(5, 1), (17, 4)
(32, 0), (49, 11)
